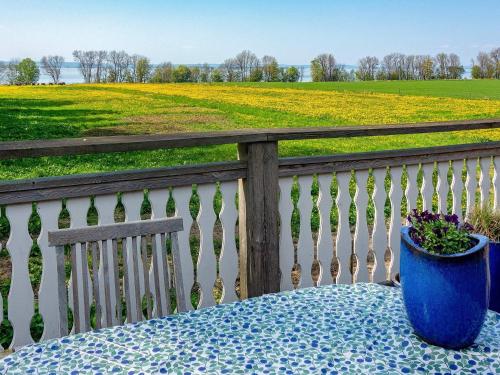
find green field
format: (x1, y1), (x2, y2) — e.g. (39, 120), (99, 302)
(0, 80), (499, 180)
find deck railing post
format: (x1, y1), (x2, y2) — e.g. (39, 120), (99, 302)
(238, 141), (280, 298)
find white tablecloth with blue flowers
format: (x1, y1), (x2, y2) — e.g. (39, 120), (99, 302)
(1, 283), (499, 374)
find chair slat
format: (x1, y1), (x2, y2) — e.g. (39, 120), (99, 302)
(131, 236), (142, 322)
(171, 232), (187, 313)
(160, 233), (171, 315)
(80, 242), (91, 333)
(90, 242), (102, 330)
(112, 239), (122, 325)
(122, 237), (133, 323)
(55, 245), (68, 337)
(141, 236), (152, 320)
(70, 244), (80, 334)
(101, 239), (113, 327)
(151, 234), (162, 317)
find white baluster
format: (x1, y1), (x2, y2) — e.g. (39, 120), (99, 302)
(465, 159), (478, 218)
(436, 161), (449, 214)
(451, 160), (464, 221)
(37, 200), (63, 340)
(388, 167), (403, 279)
(479, 157), (491, 207)
(297, 175), (314, 288)
(148, 188), (170, 316)
(494, 157), (500, 210)
(316, 174), (334, 286)
(372, 168), (387, 283)
(66, 197), (93, 332)
(196, 184), (217, 308)
(353, 170), (369, 283)
(121, 191), (145, 322)
(279, 177), (294, 291)
(335, 172), (352, 284)
(6, 204), (34, 349)
(94, 194), (118, 325)
(219, 181), (238, 303)
(172, 186), (195, 311)
(420, 163), (434, 211)
(405, 165), (419, 216)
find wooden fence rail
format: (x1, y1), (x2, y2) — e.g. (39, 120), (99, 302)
(0, 118), (499, 350)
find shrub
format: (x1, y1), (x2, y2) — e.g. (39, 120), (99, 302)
(469, 206), (500, 242)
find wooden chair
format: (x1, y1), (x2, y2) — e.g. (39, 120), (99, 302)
(48, 217), (187, 337)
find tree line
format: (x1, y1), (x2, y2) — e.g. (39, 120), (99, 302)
(0, 47), (499, 84)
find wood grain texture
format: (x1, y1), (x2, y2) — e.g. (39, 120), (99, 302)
(49, 218), (183, 246)
(238, 142), (280, 298)
(1, 119), (498, 160)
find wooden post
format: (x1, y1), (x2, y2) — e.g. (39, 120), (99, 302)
(238, 141), (280, 298)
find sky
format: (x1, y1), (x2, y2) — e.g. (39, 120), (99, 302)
(0, 0), (499, 65)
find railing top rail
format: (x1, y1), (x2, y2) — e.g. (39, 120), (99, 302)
(1, 118), (499, 160)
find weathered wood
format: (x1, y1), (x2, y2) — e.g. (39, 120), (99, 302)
(151, 235), (163, 316)
(171, 232), (187, 313)
(55, 245), (68, 337)
(0, 162), (246, 205)
(238, 141), (280, 298)
(80, 242), (91, 333)
(112, 239), (122, 324)
(1, 119), (498, 160)
(101, 240), (112, 327)
(70, 244), (80, 334)
(279, 142), (500, 177)
(90, 242), (102, 330)
(122, 238), (132, 323)
(49, 218), (183, 246)
(159, 233), (170, 314)
(131, 236), (142, 322)
(141, 236), (152, 319)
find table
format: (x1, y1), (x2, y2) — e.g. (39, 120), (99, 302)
(1, 283), (499, 374)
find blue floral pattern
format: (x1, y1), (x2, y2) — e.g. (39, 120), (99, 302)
(1, 283), (499, 374)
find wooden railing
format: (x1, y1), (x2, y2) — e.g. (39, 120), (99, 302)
(0, 118), (499, 350)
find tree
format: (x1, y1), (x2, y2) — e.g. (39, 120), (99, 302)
(489, 48), (500, 79)
(0, 61), (6, 83)
(220, 58), (239, 82)
(41, 55), (64, 83)
(248, 66), (263, 82)
(262, 55), (280, 82)
(135, 57), (151, 83)
(190, 66), (201, 83)
(421, 57), (434, 80)
(16, 58), (40, 84)
(234, 50), (259, 81)
(447, 53), (464, 79)
(173, 65), (192, 82)
(434, 53), (449, 79)
(73, 50), (97, 83)
(211, 69), (223, 82)
(107, 50), (130, 82)
(356, 56), (379, 80)
(200, 64), (212, 82)
(284, 66), (300, 82)
(5, 60), (19, 84)
(94, 51), (107, 83)
(311, 53), (337, 81)
(150, 62), (174, 83)
(475, 52), (494, 78)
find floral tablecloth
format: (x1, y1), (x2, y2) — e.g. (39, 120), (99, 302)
(1, 283), (499, 374)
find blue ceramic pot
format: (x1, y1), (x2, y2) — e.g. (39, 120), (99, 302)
(400, 226), (490, 349)
(490, 242), (500, 313)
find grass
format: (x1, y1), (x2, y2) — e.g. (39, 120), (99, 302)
(0, 80), (500, 348)
(0, 80), (499, 179)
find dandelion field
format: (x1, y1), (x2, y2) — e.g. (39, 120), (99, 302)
(0, 80), (499, 179)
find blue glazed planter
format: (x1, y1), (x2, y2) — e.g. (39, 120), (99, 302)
(490, 242), (500, 313)
(400, 226), (490, 349)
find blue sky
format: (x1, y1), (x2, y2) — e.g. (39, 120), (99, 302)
(1, 0), (498, 64)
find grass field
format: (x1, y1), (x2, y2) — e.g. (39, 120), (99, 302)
(0, 80), (499, 180)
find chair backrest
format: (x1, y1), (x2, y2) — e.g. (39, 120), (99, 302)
(48, 217), (186, 337)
